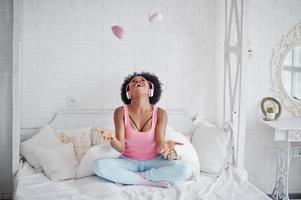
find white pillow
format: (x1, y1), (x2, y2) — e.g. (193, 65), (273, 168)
(196, 120), (215, 128)
(76, 145), (120, 179)
(164, 127), (200, 180)
(57, 127), (92, 162)
(20, 125), (63, 171)
(35, 143), (79, 181)
(191, 126), (231, 176)
(91, 127), (115, 147)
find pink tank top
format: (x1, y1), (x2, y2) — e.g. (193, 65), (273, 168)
(122, 105), (159, 160)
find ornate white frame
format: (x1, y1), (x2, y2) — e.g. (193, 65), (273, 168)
(271, 21), (301, 116)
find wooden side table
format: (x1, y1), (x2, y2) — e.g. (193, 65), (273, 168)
(261, 117), (301, 200)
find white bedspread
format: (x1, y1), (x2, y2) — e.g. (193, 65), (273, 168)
(14, 162), (271, 200)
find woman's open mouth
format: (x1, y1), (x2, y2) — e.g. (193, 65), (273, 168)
(134, 83), (144, 87)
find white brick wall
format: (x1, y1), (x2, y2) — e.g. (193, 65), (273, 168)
(245, 0), (301, 194)
(20, 0), (216, 128)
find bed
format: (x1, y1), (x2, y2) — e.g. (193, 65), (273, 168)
(14, 161), (269, 200)
(13, 109), (272, 200)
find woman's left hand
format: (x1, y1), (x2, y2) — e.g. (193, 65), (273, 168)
(160, 140), (183, 160)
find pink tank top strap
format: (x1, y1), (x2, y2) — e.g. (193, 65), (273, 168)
(152, 105), (158, 128)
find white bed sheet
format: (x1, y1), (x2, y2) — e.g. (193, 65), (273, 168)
(14, 162), (271, 200)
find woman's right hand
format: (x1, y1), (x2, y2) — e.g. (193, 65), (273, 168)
(95, 128), (114, 142)
(160, 140), (183, 160)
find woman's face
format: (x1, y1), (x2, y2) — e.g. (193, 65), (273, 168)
(128, 76), (150, 97)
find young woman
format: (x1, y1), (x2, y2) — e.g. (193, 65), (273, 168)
(93, 72), (191, 188)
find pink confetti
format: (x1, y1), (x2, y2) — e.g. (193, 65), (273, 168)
(111, 25), (124, 39)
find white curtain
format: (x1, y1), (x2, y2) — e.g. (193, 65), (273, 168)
(0, 0), (13, 195)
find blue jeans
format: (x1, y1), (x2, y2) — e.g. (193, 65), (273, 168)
(92, 155), (191, 185)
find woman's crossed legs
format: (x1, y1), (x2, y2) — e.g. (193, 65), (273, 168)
(92, 156), (191, 188)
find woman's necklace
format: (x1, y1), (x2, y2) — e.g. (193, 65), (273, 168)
(129, 115), (153, 132)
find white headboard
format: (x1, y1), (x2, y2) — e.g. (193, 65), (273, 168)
(20, 109), (197, 142)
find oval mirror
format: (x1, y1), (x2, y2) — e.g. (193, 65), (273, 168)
(271, 21), (301, 115)
(281, 46), (301, 101)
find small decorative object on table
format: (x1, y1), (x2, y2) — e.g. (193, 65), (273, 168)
(266, 107), (276, 120)
(261, 97), (282, 121)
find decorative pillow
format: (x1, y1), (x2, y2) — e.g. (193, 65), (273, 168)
(35, 143), (79, 181)
(20, 125), (63, 171)
(76, 145), (120, 179)
(57, 127), (92, 162)
(191, 125), (231, 176)
(164, 127), (200, 180)
(91, 127), (115, 147)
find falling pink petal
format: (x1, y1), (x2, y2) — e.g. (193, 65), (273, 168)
(111, 25), (124, 39)
(148, 13), (163, 25)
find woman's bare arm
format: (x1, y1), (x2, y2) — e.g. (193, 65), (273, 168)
(155, 108), (168, 154)
(110, 107), (125, 153)
(155, 108), (183, 160)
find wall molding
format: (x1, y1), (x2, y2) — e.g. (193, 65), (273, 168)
(12, 0), (22, 177)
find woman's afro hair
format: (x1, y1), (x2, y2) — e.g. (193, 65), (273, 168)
(120, 72), (163, 105)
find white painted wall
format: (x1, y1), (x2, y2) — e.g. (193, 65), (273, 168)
(245, 0), (301, 194)
(0, 0), (13, 196)
(20, 0), (217, 129)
